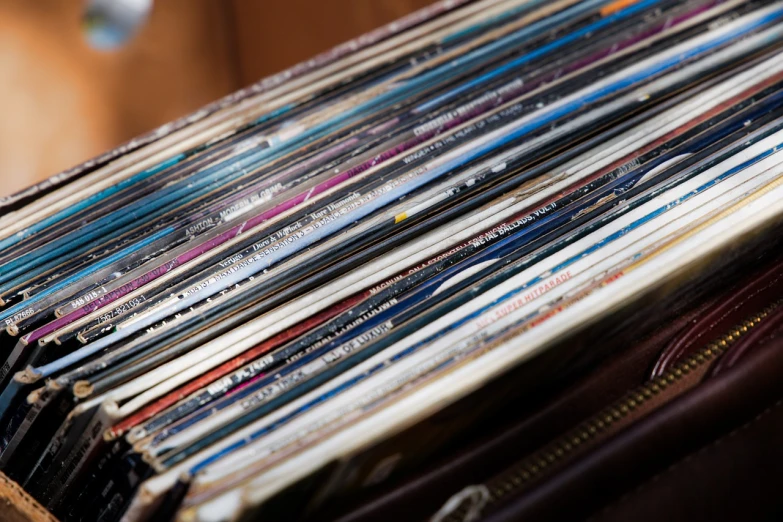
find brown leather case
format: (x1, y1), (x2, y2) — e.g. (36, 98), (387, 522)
(485, 336), (783, 522)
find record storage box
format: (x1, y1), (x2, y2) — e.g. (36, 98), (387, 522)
(0, 3), (466, 521)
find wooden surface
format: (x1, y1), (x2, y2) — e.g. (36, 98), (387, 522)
(230, 0), (435, 84)
(0, 0), (432, 199)
(0, 472), (56, 522)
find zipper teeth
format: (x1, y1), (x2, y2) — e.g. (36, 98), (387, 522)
(443, 298), (782, 522)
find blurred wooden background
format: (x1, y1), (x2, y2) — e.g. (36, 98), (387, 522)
(0, 0), (432, 198)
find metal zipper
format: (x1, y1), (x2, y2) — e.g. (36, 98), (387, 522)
(435, 298), (782, 522)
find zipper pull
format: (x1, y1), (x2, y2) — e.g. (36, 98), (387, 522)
(432, 484), (490, 522)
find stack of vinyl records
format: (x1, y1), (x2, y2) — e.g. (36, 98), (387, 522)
(2, 0), (783, 521)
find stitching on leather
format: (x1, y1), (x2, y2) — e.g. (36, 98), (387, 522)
(677, 272), (783, 354)
(0, 472), (57, 521)
(587, 399), (783, 522)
